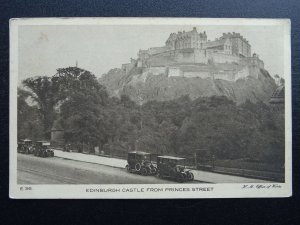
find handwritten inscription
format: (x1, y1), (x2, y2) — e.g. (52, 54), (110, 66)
(242, 184), (282, 189)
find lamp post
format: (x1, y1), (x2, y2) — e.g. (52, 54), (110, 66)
(138, 93), (143, 130)
(137, 91), (143, 151)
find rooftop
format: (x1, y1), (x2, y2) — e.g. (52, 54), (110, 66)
(157, 155), (186, 160)
(128, 151), (151, 155)
(204, 38), (228, 49)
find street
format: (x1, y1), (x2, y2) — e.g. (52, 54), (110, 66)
(17, 154), (201, 184)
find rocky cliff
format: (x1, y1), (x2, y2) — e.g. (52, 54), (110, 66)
(99, 65), (277, 105)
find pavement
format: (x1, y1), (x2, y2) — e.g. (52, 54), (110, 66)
(53, 150), (270, 183)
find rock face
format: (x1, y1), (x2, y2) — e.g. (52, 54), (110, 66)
(99, 66), (277, 105)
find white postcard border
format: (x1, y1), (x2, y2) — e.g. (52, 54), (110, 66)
(9, 17), (292, 199)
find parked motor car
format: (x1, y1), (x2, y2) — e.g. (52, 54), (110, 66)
(156, 156), (194, 182)
(125, 151), (157, 176)
(34, 141), (54, 157)
(17, 139), (34, 154)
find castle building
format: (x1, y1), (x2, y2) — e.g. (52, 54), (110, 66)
(143, 28), (251, 58)
(166, 27), (207, 50)
(203, 38), (232, 55)
(220, 32), (251, 57)
(123, 27), (265, 82)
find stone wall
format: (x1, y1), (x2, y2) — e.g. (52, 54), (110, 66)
(213, 72), (236, 81)
(143, 66), (166, 76)
(207, 51), (240, 64)
(194, 49), (209, 63)
(146, 48), (241, 66)
(168, 67), (182, 77)
(183, 71), (210, 78)
(148, 46), (171, 55)
(248, 65), (259, 79)
(122, 59), (137, 74)
(174, 49), (196, 63)
(241, 56), (264, 69)
(234, 66), (249, 81)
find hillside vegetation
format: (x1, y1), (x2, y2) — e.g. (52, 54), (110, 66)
(18, 67), (284, 167)
(100, 65), (277, 105)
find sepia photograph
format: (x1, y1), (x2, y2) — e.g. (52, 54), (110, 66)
(9, 18), (292, 198)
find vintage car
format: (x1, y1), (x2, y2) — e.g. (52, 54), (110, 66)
(17, 139), (34, 154)
(156, 156), (194, 182)
(34, 141), (54, 157)
(125, 151), (157, 176)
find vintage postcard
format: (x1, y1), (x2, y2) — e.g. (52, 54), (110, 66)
(9, 18), (292, 198)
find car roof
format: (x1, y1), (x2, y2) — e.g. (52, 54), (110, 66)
(23, 139), (32, 142)
(36, 141), (51, 145)
(128, 151), (151, 155)
(157, 155), (186, 160)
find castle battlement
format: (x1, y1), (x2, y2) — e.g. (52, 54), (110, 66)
(221, 32), (249, 42)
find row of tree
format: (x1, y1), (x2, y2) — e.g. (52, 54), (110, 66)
(18, 67), (285, 164)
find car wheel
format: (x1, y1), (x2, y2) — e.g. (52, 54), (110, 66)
(135, 163), (141, 172)
(141, 167), (148, 176)
(187, 172), (194, 181)
(151, 167), (157, 175)
(176, 173), (185, 183)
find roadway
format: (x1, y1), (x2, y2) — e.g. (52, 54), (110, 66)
(17, 154), (201, 184)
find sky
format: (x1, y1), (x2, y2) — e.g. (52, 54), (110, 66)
(18, 24), (285, 81)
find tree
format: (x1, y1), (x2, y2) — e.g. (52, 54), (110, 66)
(56, 67), (109, 150)
(22, 76), (58, 138)
(17, 88), (44, 140)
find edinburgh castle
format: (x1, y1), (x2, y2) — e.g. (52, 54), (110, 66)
(121, 27), (265, 82)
